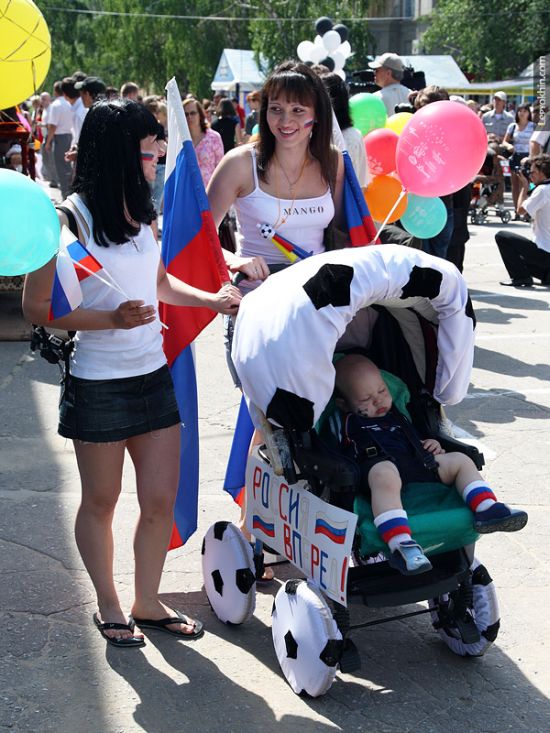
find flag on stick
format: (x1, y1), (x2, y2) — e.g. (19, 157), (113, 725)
(162, 78), (230, 549)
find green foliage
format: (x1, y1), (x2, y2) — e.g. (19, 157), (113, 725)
(38, 1), (375, 97)
(421, 0), (550, 80)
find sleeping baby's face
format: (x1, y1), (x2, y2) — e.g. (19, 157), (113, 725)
(336, 357), (393, 418)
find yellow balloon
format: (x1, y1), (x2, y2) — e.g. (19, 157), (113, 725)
(386, 112), (413, 136)
(0, 0), (51, 110)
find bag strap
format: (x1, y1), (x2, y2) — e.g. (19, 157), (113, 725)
(55, 205), (79, 238)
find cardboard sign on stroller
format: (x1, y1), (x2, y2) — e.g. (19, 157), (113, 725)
(245, 449), (358, 605)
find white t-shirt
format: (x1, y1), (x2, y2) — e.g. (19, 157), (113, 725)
(48, 97), (74, 135)
(523, 183), (550, 252)
(342, 126), (368, 187)
(72, 98), (88, 142)
(374, 83), (411, 116)
(66, 194), (166, 379)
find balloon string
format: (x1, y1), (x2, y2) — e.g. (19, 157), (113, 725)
(370, 187), (407, 245)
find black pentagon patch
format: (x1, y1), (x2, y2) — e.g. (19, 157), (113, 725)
(213, 521), (230, 541)
(201, 537), (205, 555)
(319, 638), (344, 667)
(482, 620), (500, 643)
(236, 567), (256, 594)
(284, 630), (298, 659)
(400, 266), (443, 300)
(211, 569), (224, 596)
(303, 263), (354, 310)
(472, 564), (493, 587)
(465, 295), (477, 328)
(267, 388), (314, 431)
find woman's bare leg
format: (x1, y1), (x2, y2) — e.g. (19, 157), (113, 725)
(128, 425), (198, 634)
(73, 440), (138, 641)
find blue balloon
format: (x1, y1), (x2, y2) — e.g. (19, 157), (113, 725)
(401, 194), (448, 239)
(0, 169), (60, 276)
(251, 123), (260, 135)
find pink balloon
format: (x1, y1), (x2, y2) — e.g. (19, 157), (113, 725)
(396, 101), (487, 197)
(364, 128), (399, 176)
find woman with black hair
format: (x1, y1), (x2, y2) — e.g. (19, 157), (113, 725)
(206, 60), (344, 576)
(318, 70), (368, 186)
(23, 99), (241, 647)
(503, 104), (536, 219)
(211, 98), (243, 154)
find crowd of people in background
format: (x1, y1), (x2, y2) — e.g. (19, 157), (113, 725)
(3, 54), (549, 290)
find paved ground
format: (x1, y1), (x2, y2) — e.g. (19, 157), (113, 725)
(1, 212), (549, 733)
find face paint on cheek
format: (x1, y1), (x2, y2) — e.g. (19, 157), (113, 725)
(141, 152), (155, 161)
(303, 119), (314, 129)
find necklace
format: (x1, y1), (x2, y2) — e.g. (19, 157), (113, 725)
(272, 151), (309, 228)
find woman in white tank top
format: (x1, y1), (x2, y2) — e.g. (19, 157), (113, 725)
(207, 60), (345, 284)
(23, 100), (241, 647)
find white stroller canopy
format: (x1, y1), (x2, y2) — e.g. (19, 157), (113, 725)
(232, 244), (475, 430)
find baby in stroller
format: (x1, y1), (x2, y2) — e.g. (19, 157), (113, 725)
(334, 354), (528, 575)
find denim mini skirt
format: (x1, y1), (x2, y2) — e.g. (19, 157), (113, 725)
(59, 364), (181, 443)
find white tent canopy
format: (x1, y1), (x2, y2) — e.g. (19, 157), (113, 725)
(211, 49), (266, 92)
(401, 55), (470, 89)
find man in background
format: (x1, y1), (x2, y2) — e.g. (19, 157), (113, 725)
(368, 53), (410, 116)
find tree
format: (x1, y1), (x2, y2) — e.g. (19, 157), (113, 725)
(421, 0), (550, 81)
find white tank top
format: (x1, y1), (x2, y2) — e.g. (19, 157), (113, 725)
(233, 147), (335, 265)
(66, 194), (166, 380)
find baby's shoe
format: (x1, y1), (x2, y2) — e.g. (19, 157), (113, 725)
(388, 540), (432, 576)
(474, 503), (528, 533)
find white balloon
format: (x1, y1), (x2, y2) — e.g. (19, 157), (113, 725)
(310, 46), (326, 64)
(322, 29), (341, 53)
(314, 34), (324, 46)
(297, 40), (314, 62)
(335, 69), (346, 81)
(330, 51), (345, 71)
(339, 40), (352, 59)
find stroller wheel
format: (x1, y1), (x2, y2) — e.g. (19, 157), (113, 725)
(500, 210), (512, 224)
(272, 579), (342, 697)
(201, 521), (256, 625)
(428, 557), (500, 657)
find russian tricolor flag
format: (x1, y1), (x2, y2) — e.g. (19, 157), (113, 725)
(161, 78), (230, 549)
(342, 150), (379, 246)
(49, 228), (84, 320)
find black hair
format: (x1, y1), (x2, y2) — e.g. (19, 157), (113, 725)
(257, 60), (334, 186)
(318, 71), (353, 131)
(515, 103), (532, 124)
(219, 98), (236, 117)
(71, 99), (159, 246)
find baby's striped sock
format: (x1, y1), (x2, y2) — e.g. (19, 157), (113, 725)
(374, 509), (412, 552)
(463, 480), (497, 513)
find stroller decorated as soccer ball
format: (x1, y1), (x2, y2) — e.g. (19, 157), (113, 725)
(201, 244), (502, 698)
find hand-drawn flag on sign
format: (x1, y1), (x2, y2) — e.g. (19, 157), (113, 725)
(314, 512), (348, 545)
(161, 78), (230, 550)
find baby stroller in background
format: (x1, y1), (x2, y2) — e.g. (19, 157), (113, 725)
(202, 245), (502, 698)
(469, 180), (511, 225)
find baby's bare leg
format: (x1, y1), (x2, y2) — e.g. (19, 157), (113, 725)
(367, 460), (403, 516)
(435, 452), (481, 492)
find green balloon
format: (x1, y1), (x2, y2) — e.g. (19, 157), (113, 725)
(349, 93), (387, 136)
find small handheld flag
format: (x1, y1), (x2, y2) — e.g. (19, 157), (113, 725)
(49, 229), (83, 321)
(257, 223), (312, 262)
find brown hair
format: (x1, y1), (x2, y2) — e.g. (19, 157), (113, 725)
(183, 97), (207, 133)
(415, 85), (450, 109)
(256, 60), (334, 186)
(247, 90), (260, 103)
(530, 154), (550, 179)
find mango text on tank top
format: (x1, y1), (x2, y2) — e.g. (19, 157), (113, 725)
(281, 204), (326, 217)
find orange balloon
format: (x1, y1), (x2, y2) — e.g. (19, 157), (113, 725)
(364, 175), (408, 223)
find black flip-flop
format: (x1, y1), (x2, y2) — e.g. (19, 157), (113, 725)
(92, 612), (145, 648)
(130, 609), (204, 639)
